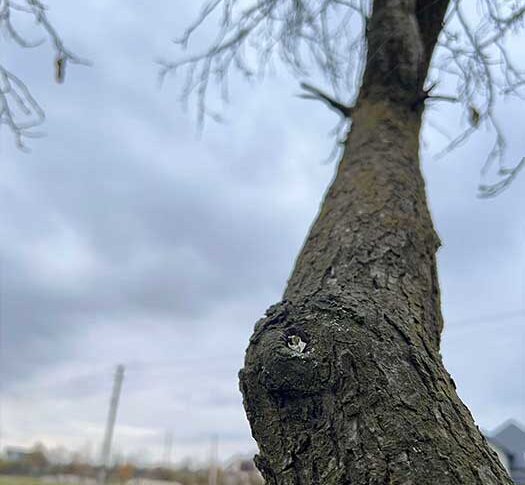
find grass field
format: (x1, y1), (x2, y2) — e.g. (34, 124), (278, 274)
(0, 477), (52, 485)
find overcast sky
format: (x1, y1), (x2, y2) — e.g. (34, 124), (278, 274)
(1, 0), (524, 466)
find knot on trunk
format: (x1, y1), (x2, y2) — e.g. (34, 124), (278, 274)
(241, 297), (368, 397)
(243, 302), (332, 395)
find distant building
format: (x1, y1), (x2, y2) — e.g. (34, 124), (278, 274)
(5, 446), (32, 463)
(486, 421), (525, 485)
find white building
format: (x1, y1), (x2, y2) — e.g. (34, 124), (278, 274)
(487, 421), (525, 485)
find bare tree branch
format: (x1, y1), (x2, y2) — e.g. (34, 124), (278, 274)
(429, 0), (525, 197)
(298, 82), (352, 117)
(0, 0), (88, 149)
(159, 0), (369, 127)
(165, 0), (525, 197)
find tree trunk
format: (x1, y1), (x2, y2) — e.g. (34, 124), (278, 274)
(239, 1), (513, 484)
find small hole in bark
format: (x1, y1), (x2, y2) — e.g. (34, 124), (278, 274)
(284, 327), (309, 353)
(287, 335), (307, 353)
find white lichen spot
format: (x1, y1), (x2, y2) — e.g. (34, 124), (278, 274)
(287, 335), (306, 353)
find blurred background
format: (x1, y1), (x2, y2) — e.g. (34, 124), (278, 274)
(0, 0), (524, 483)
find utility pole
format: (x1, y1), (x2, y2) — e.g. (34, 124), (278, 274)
(98, 364), (125, 485)
(162, 430), (174, 468)
(208, 435), (218, 485)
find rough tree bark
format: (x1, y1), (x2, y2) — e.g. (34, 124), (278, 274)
(239, 1), (514, 483)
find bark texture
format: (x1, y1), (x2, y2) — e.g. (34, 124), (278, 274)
(239, 1), (513, 483)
